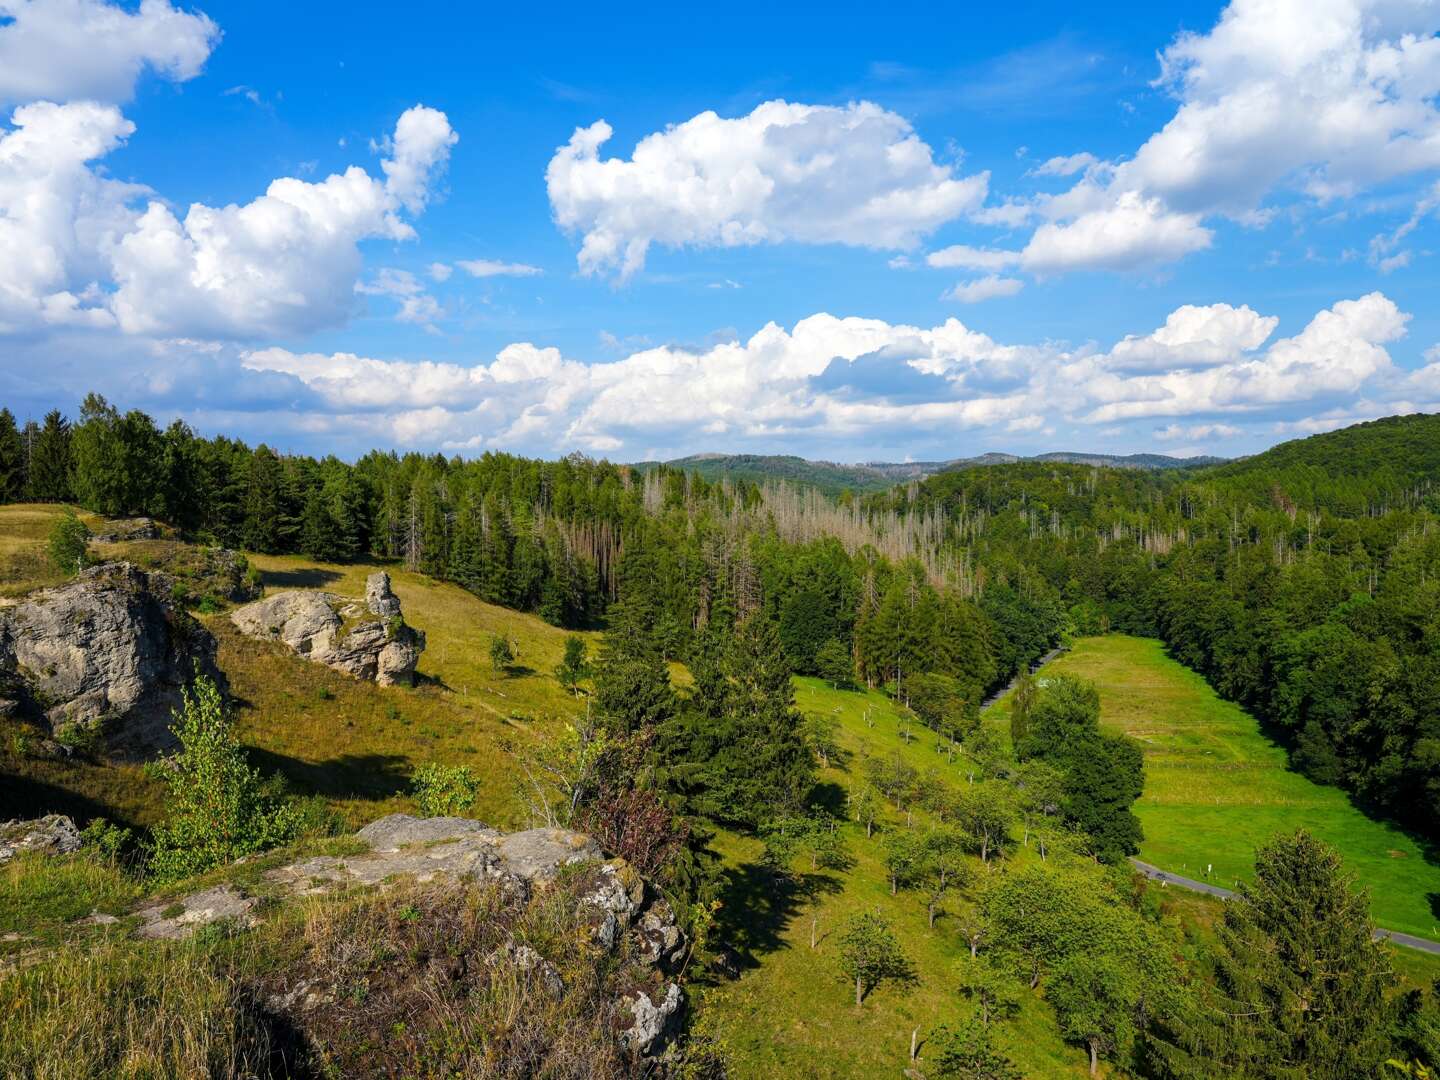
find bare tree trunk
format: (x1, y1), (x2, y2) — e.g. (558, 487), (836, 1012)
(1089, 1041), (1098, 1076)
(856, 975), (863, 1007)
(910, 1028), (918, 1062)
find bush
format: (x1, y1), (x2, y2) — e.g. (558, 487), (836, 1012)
(815, 638), (855, 688)
(489, 633), (515, 672)
(46, 510), (90, 575)
(411, 762), (481, 817)
(146, 675), (299, 884)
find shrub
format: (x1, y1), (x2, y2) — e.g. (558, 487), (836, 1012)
(146, 675), (298, 884)
(411, 762), (481, 817)
(46, 510), (90, 576)
(489, 633), (515, 672)
(815, 638), (855, 688)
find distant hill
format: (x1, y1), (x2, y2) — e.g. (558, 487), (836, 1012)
(643, 449), (1225, 495)
(1203, 412), (1440, 486)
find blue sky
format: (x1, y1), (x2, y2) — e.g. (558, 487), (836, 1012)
(3, 0), (1440, 462)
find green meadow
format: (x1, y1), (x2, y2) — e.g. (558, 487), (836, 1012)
(992, 635), (1440, 938)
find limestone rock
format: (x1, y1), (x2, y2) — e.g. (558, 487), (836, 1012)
(229, 572), (424, 686)
(0, 563), (221, 754)
(356, 812), (494, 851)
(0, 815), (81, 863)
(621, 983), (683, 1056)
(136, 885), (256, 939)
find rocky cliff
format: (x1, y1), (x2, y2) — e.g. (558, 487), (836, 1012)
(230, 571), (424, 686)
(0, 563), (221, 755)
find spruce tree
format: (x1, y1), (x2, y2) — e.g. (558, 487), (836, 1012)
(28, 409), (73, 502)
(1151, 830), (1396, 1078)
(0, 408), (22, 502)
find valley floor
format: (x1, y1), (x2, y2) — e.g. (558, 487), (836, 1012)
(997, 635), (1440, 939)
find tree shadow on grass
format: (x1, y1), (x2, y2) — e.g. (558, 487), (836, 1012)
(245, 747), (411, 802)
(712, 861), (845, 973)
(0, 773), (118, 828)
(259, 567), (343, 590)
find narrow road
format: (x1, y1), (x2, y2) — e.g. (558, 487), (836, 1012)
(979, 645), (1066, 712)
(985, 648), (1440, 955)
(1130, 858), (1440, 954)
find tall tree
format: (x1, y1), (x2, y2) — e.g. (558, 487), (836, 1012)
(1150, 830), (1397, 1079)
(28, 409), (72, 502)
(0, 408), (23, 502)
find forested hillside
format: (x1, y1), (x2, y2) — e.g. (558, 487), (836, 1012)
(6, 398), (1440, 1076)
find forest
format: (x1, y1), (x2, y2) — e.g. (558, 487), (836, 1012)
(5, 396), (1440, 1076)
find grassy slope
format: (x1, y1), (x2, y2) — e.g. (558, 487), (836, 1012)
(0, 506), (595, 830)
(700, 677), (1089, 1079)
(228, 553), (595, 831)
(991, 635), (1440, 938)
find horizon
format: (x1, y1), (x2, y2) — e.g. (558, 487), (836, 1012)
(5, 1), (1440, 463)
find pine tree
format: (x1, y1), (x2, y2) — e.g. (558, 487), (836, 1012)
(1151, 830), (1396, 1078)
(28, 409), (73, 502)
(0, 408), (23, 502)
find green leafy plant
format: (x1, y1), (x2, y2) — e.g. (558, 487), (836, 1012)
(146, 674), (298, 884)
(411, 762), (481, 817)
(46, 510), (90, 576)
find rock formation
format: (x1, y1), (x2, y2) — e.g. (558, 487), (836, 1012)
(91, 517), (161, 543)
(0, 815), (81, 863)
(229, 571), (424, 686)
(0, 563), (221, 754)
(134, 814), (687, 1060)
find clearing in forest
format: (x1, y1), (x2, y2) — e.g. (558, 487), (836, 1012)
(994, 634), (1440, 938)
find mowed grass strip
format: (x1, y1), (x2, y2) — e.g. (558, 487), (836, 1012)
(993, 635), (1440, 938)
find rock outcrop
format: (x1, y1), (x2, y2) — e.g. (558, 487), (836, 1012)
(0, 563), (221, 754)
(230, 571), (424, 686)
(92, 517), (161, 543)
(136, 814), (687, 1060)
(0, 815), (81, 863)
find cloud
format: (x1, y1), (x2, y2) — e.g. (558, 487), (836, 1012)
(1154, 422), (1242, 441)
(230, 291), (1422, 458)
(0, 101), (138, 333)
(944, 0), (1440, 276)
(926, 244), (1021, 271)
(428, 262), (453, 282)
(1028, 152), (1099, 178)
(1106, 302), (1278, 372)
(944, 275), (1024, 303)
(1018, 192), (1213, 273)
(455, 258), (543, 278)
(0, 102), (457, 340)
(378, 105), (458, 215)
(356, 268), (441, 330)
(546, 99), (988, 279)
(0, 0), (220, 107)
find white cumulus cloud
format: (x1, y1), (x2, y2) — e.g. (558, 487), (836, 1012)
(546, 99), (989, 280)
(944, 275), (1024, 303)
(0, 0), (220, 107)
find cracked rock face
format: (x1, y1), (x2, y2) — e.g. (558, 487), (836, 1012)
(230, 571), (424, 686)
(0, 815), (81, 863)
(0, 563), (221, 754)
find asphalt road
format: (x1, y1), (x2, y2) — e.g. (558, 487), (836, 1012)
(1131, 859), (1440, 954)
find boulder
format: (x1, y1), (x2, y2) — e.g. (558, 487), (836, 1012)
(0, 815), (81, 863)
(230, 571), (424, 686)
(0, 563), (221, 754)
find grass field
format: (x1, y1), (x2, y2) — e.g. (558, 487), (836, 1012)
(700, 675), (1092, 1079)
(992, 635), (1440, 938)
